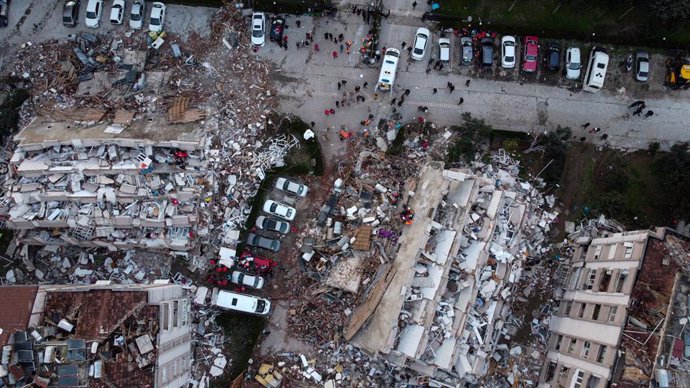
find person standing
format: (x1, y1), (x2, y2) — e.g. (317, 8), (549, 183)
(644, 110), (654, 118)
(465, 79), (471, 87)
(332, 50), (338, 59)
(337, 81), (341, 90)
(363, 82), (368, 89)
(402, 41), (407, 49)
(433, 88), (437, 94)
(404, 89), (411, 96)
(457, 97), (464, 105)
(412, 1), (417, 9)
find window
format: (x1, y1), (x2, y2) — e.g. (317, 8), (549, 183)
(562, 301), (572, 317)
(597, 345), (607, 363)
(593, 245), (602, 260)
(555, 334), (564, 351)
(624, 242), (634, 259)
(172, 301), (179, 328)
(578, 303), (586, 318)
(161, 303), (170, 330)
(582, 341), (591, 358)
(616, 269), (629, 293)
(585, 269), (597, 290)
(607, 245), (616, 260)
(599, 270), (612, 292)
(568, 338), (577, 353)
(231, 298), (238, 306)
(592, 304), (601, 320)
(181, 299), (189, 326)
(572, 369), (585, 388)
(545, 361), (558, 382)
(608, 306), (618, 322)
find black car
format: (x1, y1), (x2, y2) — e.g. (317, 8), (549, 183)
(481, 37), (494, 67)
(547, 42), (561, 71)
(269, 16), (284, 42)
(62, 0), (80, 27)
(0, 0), (9, 28)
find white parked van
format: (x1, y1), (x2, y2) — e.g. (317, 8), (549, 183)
(376, 48), (400, 93)
(582, 47), (609, 92)
(214, 290), (271, 315)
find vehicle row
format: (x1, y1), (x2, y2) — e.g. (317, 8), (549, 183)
(249, 12), (287, 48)
(64, 0), (165, 31)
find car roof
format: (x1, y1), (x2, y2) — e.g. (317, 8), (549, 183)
(416, 27), (430, 36)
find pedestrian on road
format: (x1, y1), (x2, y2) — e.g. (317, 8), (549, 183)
(332, 50), (338, 59)
(325, 109), (330, 116)
(391, 98), (397, 105)
(336, 101), (340, 108)
(283, 43), (288, 51)
(397, 99), (404, 107)
(310, 121), (316, 127)
(581, 122), (590, 128)
(465, 79), (471, 87)
(405, 89), (411, 96)
(439, 64), (444, 71)
(324, 32), (329, 40)
(342, 80), (347, 85)
(333, 37), (338, 44)
(423, 107), (429, 113)
(314, 43), (320, 52)
(402, 41), (407, 49)
(417, 106), (424, 112)
(426, 68), (431, 74)
(579, 137), (586, 142)
(339, 33), (344, 42)
(407, 46), (413, 55)
(412, 1), (417, 9)
(458, 97), (464, 105)
(600, 134), (609, 140)
(355, 86), (361, 92)
(450, 85), (455, 93)
(363, 82), (368, 89)
(340, 44), (344, 53)
(296, 42), (301, 49)
(589, 127), (601, 133)
(628, 100), (644, 108)
(644, 110), (654, 118)
(368, 114), (374, 119)
(337, 82), (341, 90)
(330, 108), (335, 115)
(428, 58), (434, 65)
(633, 107), (643, 116)
(296, 20), (301, 28)
(433, 88), (437, 94)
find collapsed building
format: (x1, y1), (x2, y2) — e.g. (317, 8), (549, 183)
(343, 159), (557, 385)
(0, 282), (192, 387)
(0, 116), (208, 251)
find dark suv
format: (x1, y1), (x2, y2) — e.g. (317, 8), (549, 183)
(481, 37), (494, 66)
(546, 42), (561, 71)
(63, 0), (80, 27)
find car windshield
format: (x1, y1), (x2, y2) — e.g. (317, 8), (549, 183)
(527, 55), (536, 61)
(252, 29), (263, 38)
(569, 63), (580, 70)
(270, 203), (277, 212)
(414, 48), (422, 55)
(86, 11), (96, 18)
(151, 17), (160, 24)
(639, 71), (648, 77)
(505, 56), (514, 62)
(266, 220), (277, 229)
(286, 209), (293, 217)
(132, 7), (141, 20)
(256, 300), (266, 313)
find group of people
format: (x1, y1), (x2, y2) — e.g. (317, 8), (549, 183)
(629, 100), (654, 118)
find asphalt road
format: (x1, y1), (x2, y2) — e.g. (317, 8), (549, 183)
(259, 0), (690, 152)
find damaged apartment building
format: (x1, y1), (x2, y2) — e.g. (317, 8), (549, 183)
(0, 282), (191, 387)
(346, 160), (557, 385)
(0, 114), (209, 251)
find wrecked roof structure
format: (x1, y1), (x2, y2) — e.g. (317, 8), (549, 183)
(0, 282), (191, 387)
(343, 159), (558, 385)
(542, 230), (649, 388)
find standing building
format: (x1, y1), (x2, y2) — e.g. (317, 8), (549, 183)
(540, 230), (650, 388)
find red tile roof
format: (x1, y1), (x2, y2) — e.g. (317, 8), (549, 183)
(0, 285), (38, 346)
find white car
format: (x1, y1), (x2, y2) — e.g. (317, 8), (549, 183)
(230, 271), (265, 289)
(275, 177), (308, 197)
(263, 199), (296, 221)
(130, 0), (146, 30)
(565, 47), (582, 80)
(255, 215), (290, 234)
(251, 12), (266, 47)
(438, 38), (450, 62)
(149, 1), (166, 33)
(84, 0), (103, 28)
(110, 0), (125, 25)
(501, 35), (516, 69)
(411, 27), (430, 61)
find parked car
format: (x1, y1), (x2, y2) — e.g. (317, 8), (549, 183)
(582, 47), (609, 92)
(230, 271), (265, 289)
(635, 51), (650, 82)
(411, 27), (430, 61)
(251, 12), (266, 47)
(522, 36), (539, 73)
(275, 177), (308, 197)
(0, 0), (9, 28)
(438, 37), (450, 62)
(149, 1), (165, 33)
(63, 0), (81, 27)
(564, 47), (581, 80)
(255, 215), (290, 234)
(214, 290), (271, 315)
(501, 35), (516, 69)
(546, 42), (561, 71)
(269, 16), (284, 42)
(481, 37), (494, 66)
(460, 37), (473, 66)
(246, 233), (281, 252)
(85, 0), (103, 28)
(263, 199), (296, 221)
(130, 0), (145, 29)
(240, 251), (277, 274)
(110, 0), (125, 24)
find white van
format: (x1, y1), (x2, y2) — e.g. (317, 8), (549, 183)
(214, 290), (271, 315)
(438, 38), (451, 62)
(582, 47), (609, 92)
(376, 48), (400, 93)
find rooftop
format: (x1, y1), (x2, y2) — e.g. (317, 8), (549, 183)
(0, 285), (38, 346)
(15, 116), (206, 151)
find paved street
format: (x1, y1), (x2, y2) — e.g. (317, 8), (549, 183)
(258, 1), (690, 153)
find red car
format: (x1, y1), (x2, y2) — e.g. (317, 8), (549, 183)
(239, 251), (277, 274)
(522, 36), (539, 73)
